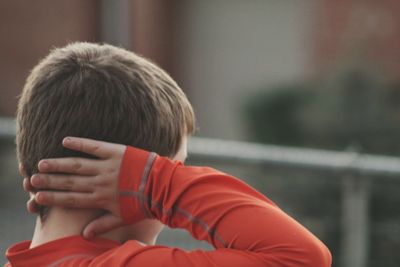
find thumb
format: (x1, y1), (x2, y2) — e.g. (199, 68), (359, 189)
(83, 213), (125, 240)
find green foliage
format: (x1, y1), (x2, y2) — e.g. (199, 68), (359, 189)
(244, 68), (400, 155)
(301, 69), (400, 155)
(244, 84), (313, 146)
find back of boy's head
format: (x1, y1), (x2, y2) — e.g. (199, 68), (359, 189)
(16, 42), (195, 217)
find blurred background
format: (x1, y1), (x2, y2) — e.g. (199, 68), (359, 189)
(1, 1), (400, 267)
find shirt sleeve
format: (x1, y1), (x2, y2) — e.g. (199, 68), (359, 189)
(93, 146), (332, 267)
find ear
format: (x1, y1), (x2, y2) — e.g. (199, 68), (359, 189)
(19, 163), (28, 177)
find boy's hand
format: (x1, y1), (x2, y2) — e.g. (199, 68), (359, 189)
(28, 137), (127, 239)
(21, 164), (40, 214)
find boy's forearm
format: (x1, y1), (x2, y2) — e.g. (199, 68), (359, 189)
(118, 146), (332, 266)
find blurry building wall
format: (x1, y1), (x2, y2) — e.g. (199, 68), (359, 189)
(175, 0), (315, 140)
(313, 0), (400, 77)
(131, 0), (179, 77)
(0, 0), (100, 117)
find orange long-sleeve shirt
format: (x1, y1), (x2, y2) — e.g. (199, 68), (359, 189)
(6, 146), (332, 267)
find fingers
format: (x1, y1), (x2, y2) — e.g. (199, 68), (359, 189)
(30, 174), (94, 192)
(83, 213), (124, 239)
(23, 177), (35, 193)
(38, 157), (99, 175)
(62, 137), (125, 159)
(27, 197), (40, 214)
(35, 191), (99, 209)
(23, 178), (40, 214)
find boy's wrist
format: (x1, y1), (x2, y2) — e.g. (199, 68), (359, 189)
(118, 146), (157, 224)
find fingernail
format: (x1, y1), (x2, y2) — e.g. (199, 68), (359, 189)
(36, 193), (45, 203)
(31, 175), (42, 187)
(64, 137), (71, 144)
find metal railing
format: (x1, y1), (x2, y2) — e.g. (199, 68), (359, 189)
(2, 117), (399, 267)
(188, 137), (400, 178)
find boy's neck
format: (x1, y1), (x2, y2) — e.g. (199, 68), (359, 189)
(30, 208), (121, 248)
(30, 208), (160, 248)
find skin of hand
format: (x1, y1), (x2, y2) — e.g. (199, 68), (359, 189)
(21, 164), (40, 214)
(25, 137), (127, 239)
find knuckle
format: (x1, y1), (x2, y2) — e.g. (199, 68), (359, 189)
(91, 144), (101, 154)
(64, 176), (74, 190)
(104, 167), (116, 176)
(72, 159), (82, 171)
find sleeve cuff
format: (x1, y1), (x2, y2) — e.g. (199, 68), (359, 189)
(118, 146), (153, 224)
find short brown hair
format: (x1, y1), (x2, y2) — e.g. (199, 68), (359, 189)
(16, 42), (195, 216)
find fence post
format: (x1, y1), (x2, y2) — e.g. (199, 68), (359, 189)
(341, 175), (370, 267)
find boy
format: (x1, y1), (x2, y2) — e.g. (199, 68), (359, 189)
(5, 42), (331, 266)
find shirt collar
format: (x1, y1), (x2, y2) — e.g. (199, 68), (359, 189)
(6, 235), (119, 267)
